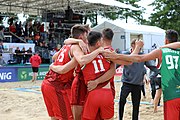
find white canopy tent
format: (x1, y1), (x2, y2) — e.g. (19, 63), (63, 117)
(93, 21), (165, 53)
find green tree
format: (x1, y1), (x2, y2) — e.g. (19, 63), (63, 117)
(85, 14), (98, 27)
(149, 0), (180, 36)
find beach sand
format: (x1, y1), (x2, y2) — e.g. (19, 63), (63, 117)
(0, 77), (163, 120)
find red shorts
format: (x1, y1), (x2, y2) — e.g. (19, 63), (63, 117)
(82, 88), (114, 120)
(164, 98), (180, 120)
(71, 75), (87, 105)
(66, 88), (71, 103)
(41, 80), (73, 120)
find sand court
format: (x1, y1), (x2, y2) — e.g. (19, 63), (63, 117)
(0, 78), (163, 120)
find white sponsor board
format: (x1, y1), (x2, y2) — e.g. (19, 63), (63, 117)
(3, 43), (35, 53)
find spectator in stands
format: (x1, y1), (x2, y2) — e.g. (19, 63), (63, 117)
(0, 40), (4, 66)
(57, 20), (62, 28)
(50, 48), (56, 63)
(9, 22), (16, 34)
(49, 20), (54, 29)
(27, 37), (34, 44)
(21, 47), (26, 64)
(34, 32), (40, 41)
(33, 21), (38, 35)
(9, 22), (18, 42)
(26, 47), (33, 62)
(30, 51), (42, 82)
(42, 41), (48, 49)
(15, 21), (18, 32)
(48, 20), (54, 42)
(0, 40), (4, 56)
(24, 22), (28, 37)
(39, 23), (47, 41)
(37, 22), (41, 32)
(8, 17), (14, 25)
(14, 47), (21, 64)
(0, 25), (5, 41)
(17, 21), (23, 37)
(40, 23), (44, 33)
(28, 21), (33, 37)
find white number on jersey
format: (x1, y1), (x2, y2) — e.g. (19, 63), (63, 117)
(92, 60), (105, 73)
(165, 55), (179, 69)
(57, 49), (67, 62)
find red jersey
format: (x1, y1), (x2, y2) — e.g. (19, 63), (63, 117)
(82, 54), (111, 86)
(71, 65), (87, 105)
(44, 45), (74, 83)
(9, 25), (16, 33)
(29, 54), (41, 67)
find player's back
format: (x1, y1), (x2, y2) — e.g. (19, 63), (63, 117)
(82, 54), (111, 85)
(161, 48), (180, 102)
(45, 45), (74, 83)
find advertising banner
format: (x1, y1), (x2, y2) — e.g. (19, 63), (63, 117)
(0, 67), (18, 82)
(18, 67), (49, 81)
(3, 43), (35, 53)
(115, 65), (124, 76)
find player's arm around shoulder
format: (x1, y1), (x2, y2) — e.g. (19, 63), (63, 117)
(50, 58), (78, 74)
(87, 62), (116, 91)
(161, 42), (180, 49)
(71, 45), (103, 66)
(123, 49), (161, 63)
(71, 44), (85, 66)
(139, 49), (161, 62)
(103, 50), (132, 65)
(64, 38), (82, 45)
(65, 38), (89, 54)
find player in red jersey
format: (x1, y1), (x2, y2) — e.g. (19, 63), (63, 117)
(42, 25), (105, 120)
(87, 28), (116, 94)
(41, 45), (77, 120)
(81, 31), (114, 120)
(60, 28), (131, 120)
(48, 24), (107, 120)
(87, 28), (131, 93)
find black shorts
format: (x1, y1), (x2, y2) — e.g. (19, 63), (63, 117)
(32, 67), (39, 72)
(155, 77), (161, 90)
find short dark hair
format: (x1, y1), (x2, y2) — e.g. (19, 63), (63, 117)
(102, 28), (114, 40)
(87, 31), (102, 46)
(71, 24), (88, 39)
(165, 29), (179, 43)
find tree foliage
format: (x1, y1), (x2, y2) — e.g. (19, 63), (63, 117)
(148, 0), (180, 35)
